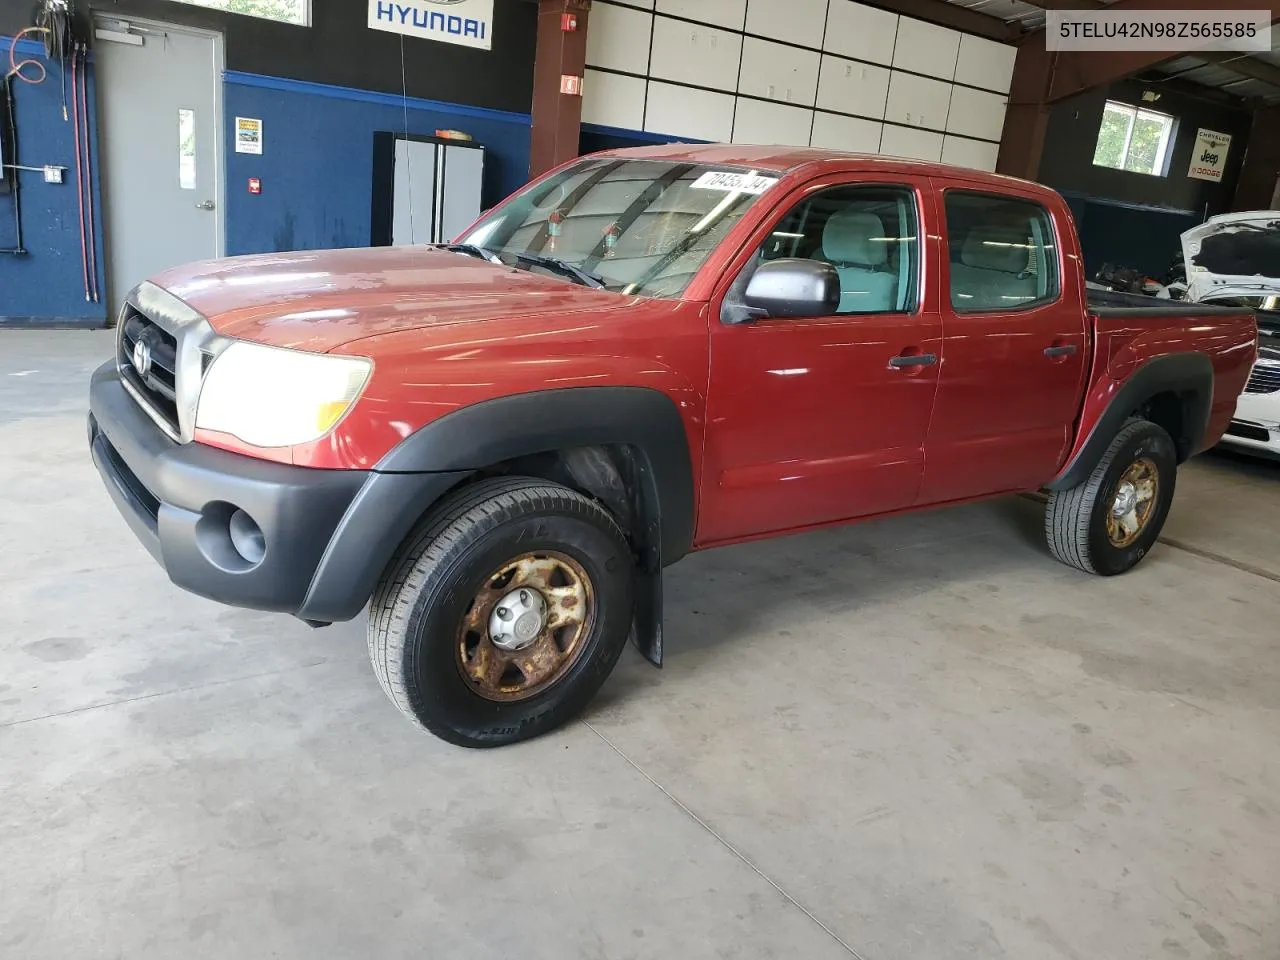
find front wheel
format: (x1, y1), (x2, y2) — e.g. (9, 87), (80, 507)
(368, 477), (634, 747)
(1045, 419), (1177, 576)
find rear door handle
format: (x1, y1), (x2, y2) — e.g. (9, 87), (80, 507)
(1043, 345), (1078, 358)
(888, 353), (938, 369)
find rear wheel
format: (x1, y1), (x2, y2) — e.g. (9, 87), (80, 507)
(1045, 419), (1177, 576)
(368, 477), (634, 747)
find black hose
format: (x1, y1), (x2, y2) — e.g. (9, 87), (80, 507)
(0, 76), (25, 256)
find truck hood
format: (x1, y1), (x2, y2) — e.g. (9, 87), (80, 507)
(149, 246), (627, 352)
(1182, 212), (1280, 303)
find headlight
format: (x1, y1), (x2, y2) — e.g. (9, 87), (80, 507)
(195, 341), (372, 448)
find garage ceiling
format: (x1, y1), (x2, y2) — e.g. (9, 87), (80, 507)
(938, 0), (1280, 103)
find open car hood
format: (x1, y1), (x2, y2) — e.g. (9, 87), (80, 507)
(1182, 211), (1280, 303)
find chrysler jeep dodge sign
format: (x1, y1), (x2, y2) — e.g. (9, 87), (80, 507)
(369, 0), (493, 50)
(1188, 128), (1232, 183)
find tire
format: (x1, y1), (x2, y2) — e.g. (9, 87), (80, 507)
(1045, 419), (1177, 576)
(368, 476), (634, 748)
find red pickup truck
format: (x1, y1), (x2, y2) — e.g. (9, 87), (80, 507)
(89, 145), (1256, 747)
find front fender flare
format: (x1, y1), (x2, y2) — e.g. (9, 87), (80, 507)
(375, 386), (698, 566)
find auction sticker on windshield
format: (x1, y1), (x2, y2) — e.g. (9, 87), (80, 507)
(691, 171), (779, 194)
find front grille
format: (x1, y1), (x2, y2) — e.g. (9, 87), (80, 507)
(118, 305), (181, 436)
(1245, 360), (1280, 395)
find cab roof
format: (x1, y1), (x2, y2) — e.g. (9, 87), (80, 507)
(590, 142), (1044, 195)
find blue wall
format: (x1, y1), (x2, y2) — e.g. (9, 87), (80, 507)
(0, 38), (107, 323)
(1, 36), (531, 326)
(223, 74), (530, 256)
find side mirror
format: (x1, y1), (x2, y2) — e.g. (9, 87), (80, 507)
(731, 259), (840, 323)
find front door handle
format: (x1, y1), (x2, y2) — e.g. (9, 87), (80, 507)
(195, 200), (216, 211)
(1044, 344), (1078, 358)
(888, 353), (938, 369)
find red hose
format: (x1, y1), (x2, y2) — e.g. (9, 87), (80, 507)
(70, 46), (89, 302)
(6, 27), (49, 85)
(80, 45), (98, 302)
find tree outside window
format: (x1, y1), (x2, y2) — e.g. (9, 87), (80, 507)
(169, 0), (309, 26)
(1093, 100), (1176, 177)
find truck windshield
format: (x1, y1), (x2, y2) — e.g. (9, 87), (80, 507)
(456, 158), (780, 298)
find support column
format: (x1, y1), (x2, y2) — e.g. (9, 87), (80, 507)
(529, 0), (591, 180)
(997, 39), (1054, 180)
(1232, 105), (1280, 212)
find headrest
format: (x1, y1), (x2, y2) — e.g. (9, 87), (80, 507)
(961, 225), (1034, 274)
(822, 209), (889, 267)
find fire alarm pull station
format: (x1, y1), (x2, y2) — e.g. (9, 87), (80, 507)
(248, 178), (262, 195)
(561, 13), (577, 30)
(560, 75), (583, 96)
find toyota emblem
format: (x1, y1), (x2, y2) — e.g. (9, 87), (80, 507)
(132, 339), (153, 380)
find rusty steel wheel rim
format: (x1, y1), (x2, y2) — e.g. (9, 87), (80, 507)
(1106, 457), (1159, 548)
(456, 551), (595, 702)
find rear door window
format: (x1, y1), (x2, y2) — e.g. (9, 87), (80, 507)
(944, 191), (1060, 312)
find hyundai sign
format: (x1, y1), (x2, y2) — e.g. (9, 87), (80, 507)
(369, 0), (494, 51)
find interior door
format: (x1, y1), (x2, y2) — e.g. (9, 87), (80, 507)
(917, 183), (1089, 504)
(95, 17), (221, 307)
(698, 177), (942, 545)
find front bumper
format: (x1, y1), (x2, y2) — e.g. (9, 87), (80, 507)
(1220, 391), (1280, 459)
(1221, 419), (1280, 459)
(89, 362), (466, 621)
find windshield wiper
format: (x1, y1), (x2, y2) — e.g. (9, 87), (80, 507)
(442, 243), (503, 264)
(509, 253), (607, 290)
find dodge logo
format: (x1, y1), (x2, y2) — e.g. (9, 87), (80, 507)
(132, 339), (153, 380)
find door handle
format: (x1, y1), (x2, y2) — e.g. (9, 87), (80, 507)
(195, 200), (216, 211)
(888, 353), (938, 369)
(1043, 344), (1078, 358)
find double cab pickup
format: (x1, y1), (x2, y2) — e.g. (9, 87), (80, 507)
(89, 145), (1257, 746)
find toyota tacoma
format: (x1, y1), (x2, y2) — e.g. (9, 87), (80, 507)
(89, 145), (1257, 747)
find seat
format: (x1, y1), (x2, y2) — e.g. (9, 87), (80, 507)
(821, 209), (898, 313)
(951, 225), (1042, 310)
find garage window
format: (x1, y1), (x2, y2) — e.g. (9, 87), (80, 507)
(1093, 101), (1176, 177)
(166, 0), (310, 26)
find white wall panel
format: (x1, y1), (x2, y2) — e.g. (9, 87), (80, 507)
(824, 1), (898, 66)
(610, 0), (654, 7)
(955, 35), (1017, 93)
(586, 3), (654, 74)
(582, 69), (647, 129)
(942, 135), (999, 171)
(656, 0), (745, 29)
(745, 0), (827, 49)
(884, 71), (952, 131)
(645, 81), (735, 140)
(816, 55), (889, 119)
(880, 124), (943, 161)
(732, 98), (814, 146)
(945, 85), (1006, 141)
(891, 17), (960, 81)
(810, 112), (882, 153)
(738, 37), (820, 106)
(650, 16), (742, 92)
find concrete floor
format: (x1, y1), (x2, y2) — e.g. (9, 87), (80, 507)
(3, 329), (1279, 960)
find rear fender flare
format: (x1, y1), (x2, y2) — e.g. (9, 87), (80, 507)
(1047, 353), (1213, 491)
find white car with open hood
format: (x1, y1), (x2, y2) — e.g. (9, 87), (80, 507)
(1180, 212), (1280, 458)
